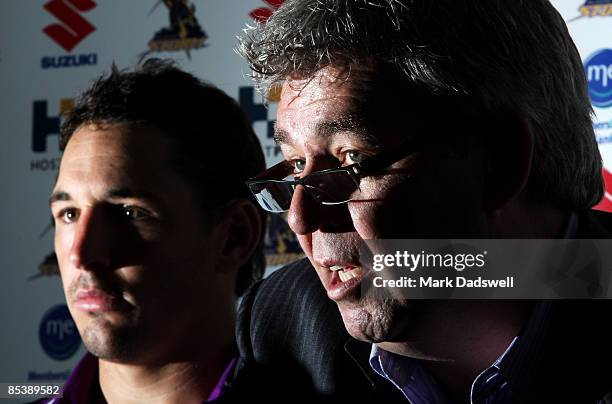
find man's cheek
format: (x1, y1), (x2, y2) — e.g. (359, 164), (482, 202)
(58, 262), (75, 299)
(349, 204), (380, 239)
(296, 234), (313, 257)
(54, 232), (72, 268)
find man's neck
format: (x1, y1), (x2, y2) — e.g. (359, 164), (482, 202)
(377, 300), (533, 402)
(97, 344), (234, 404)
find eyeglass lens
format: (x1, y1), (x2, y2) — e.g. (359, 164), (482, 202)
(249, 169), (361, 212)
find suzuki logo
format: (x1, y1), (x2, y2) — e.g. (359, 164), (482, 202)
(43, 0), (96, 52)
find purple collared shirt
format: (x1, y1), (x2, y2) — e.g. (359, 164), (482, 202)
(370, 338), (517, 404)
(41, 353), (237, 403)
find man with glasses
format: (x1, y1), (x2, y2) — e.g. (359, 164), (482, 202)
(236, 0), (612, 402)
(43, 59), (265, 403)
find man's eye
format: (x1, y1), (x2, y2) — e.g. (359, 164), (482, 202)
(58, 208), (79, 224)
(292, 159), (306, 173)
(345, 150), (366, 164)
(123, 206), (147, 220)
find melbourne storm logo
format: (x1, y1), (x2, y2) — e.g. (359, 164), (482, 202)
(585, 49), (612, 108)
(568, 0), (612, 22)
(579, 0), (612, 17)
(147, 0), (207, 58)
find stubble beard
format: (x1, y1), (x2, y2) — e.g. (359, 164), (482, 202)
(78, 311), (144, 363)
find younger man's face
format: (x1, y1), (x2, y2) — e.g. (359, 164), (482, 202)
(51, 123), (228, 363)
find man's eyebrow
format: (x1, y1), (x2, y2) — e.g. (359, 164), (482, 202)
(273, 127), (290, 145)
(106, 188), (162, 203)
(49, 191), (71, 206)
(316, 115), (377, 145)
(273, 114), (381, 147)
(49, 189), (163, 207)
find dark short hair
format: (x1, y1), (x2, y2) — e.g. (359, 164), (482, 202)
(239, 0), (603, 210)
(60, 58), (266, 296)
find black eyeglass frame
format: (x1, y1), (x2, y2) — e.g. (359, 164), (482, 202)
(245, 136), (426, 212)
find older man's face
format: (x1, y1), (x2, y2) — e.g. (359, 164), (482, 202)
(276, 67), (489, 342)
(51, 123), (227, 362)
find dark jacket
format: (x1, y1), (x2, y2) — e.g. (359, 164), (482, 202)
(228, 257), (405, 402)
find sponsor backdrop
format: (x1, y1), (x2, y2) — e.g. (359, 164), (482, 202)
(0, 0), (609, 385)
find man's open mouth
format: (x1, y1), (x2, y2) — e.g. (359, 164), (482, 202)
(330, 265), (365, 282)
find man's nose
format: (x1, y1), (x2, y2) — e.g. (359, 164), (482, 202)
(287, 185), (354, 235)
(69, 208), (114, 271)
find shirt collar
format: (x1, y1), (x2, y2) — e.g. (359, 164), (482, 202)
(469, 336), (518, 402)
(207, 357), (237, 401)
(369, 345), (451, 404)
(370, 338), (520, 404)
(561, 211), (579, 239)
(54, 353), (237, 403)
(54, 352), (98, 404)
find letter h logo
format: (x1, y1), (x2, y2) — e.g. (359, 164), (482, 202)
(32, 98), (74, 153)
(43, 0), (96, 52)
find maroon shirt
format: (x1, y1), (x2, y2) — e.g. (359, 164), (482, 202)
(40, 353), (237, 403)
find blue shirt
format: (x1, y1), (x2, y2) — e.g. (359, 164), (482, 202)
(369, 337), (517, 403)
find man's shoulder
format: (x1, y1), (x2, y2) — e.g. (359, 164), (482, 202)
(237, 258), (342, 350)
(236, 258), (346, 364)
(27, 353), (98, 404)
(251, 257), (322, 298)
(233, 258), (405, 401)
(514, 300), (612, 402)
(576, 209), (612, 237)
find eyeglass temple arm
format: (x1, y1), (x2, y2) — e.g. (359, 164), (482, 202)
(353, 137), (426, 176)
(250, 160), (292, 181)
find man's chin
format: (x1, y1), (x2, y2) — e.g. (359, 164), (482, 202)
(336, 298), (415, 343)
(79, 319), (141, 362)
(336, 300), (388, 343)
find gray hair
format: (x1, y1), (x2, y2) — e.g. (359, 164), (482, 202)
(238, 0), (603, 210)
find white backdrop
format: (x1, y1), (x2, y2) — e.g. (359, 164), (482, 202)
(0, 0), (610, 385)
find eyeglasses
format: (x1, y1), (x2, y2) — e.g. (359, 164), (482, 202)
(246, 137), (425, 213)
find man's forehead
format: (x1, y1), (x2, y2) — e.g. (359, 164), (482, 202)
(276, 67), (415, 147)
(63, 124), (175, 167)
(55, 124), (179, 195)
(66, 123), (170, 150)
(279, 71), (354, 108)
(278, 67), (362, 124)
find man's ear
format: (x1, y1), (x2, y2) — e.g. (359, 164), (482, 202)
(213, 199), (263, 273)
(482, 112), (534, 212)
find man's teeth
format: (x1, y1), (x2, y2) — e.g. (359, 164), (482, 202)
(335, 266), (364, 282)
(338, 271), (354, 282)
